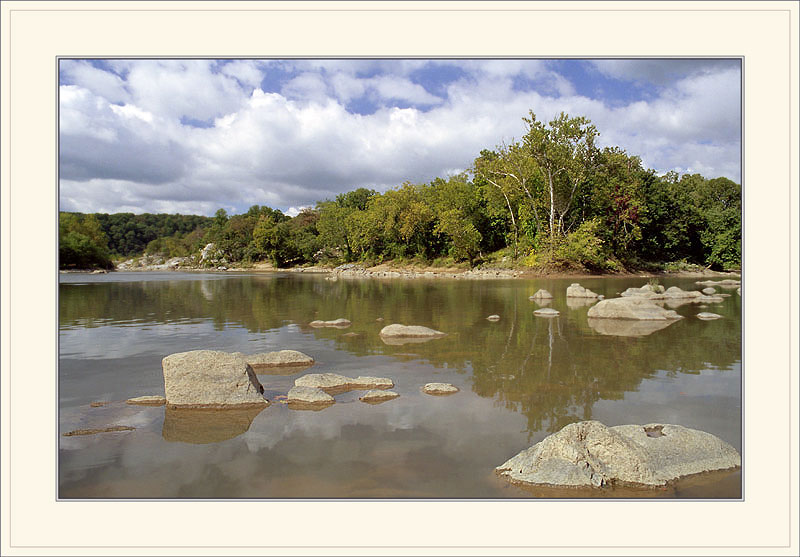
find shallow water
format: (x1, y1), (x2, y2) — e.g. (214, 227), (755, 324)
(59, 272), (742, 498)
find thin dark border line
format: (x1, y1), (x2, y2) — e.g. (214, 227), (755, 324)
(56, 55), (744, 505)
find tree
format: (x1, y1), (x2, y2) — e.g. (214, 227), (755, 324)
(59, 213), (113, 269)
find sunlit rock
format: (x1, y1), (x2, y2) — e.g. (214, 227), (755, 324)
(422, 382), (459, 395)
(587, 297), (683, 321)
(530, 289), (553, 300)
(359, 390), (400, 403)
(496, 420), (741, 488)
(162, 406), (265, 444)
(162, 350), (268, 408)
(287, 385), (335, 405)
(566, 283), (601, 298)
(241, 350), (314, 372)
(486, 314), (501, 321)
(295, 372), (394, 392)
(309, 318), (351, 328)
(380, 324), (446, 338)
(702, 287), (717, 295)
(534, 307), (560, 317)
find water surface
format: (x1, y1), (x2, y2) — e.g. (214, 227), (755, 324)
(59, 272), (742, 498)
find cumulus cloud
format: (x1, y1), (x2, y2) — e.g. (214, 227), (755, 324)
(58, 59), (741, 216)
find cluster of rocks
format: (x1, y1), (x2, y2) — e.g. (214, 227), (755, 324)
(496, 420), (741, 488)
(331, 263), (520, 280)
(620, 284), (724, 304)
(116, 255), (192, 271)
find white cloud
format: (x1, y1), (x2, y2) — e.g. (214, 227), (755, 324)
(59, 59), (741, 216)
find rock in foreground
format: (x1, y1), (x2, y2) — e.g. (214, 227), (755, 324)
(162, 350), (268, 408)
(496, 420), (740, 488)
(379, 324), (446, 338)
(587, 297), (683, 321)
(422, 383), (459, 395)
(243, 350), (314, 370)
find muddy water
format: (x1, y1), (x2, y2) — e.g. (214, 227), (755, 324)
(59, 272), (741, 498)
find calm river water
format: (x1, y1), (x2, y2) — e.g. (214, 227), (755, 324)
(59, 271), (741, 499)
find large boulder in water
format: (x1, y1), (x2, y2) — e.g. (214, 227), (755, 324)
(566, 283), (601, 298)
(496, 420), (740, 488)
(162, 350), (268, 408)
(530, 289), (553, 300)
(587, 297), (683, 321)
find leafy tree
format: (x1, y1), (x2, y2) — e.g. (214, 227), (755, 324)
(59, 213), (113, 269)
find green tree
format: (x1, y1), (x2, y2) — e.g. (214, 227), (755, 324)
(59, 213), (113, 269)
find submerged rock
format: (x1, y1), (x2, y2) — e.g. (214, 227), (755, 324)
(697, 312), (723, 320)
(63, 425), (135, 436)
(496, 420), (740, 488)
(587, 297), (683, 321)
(242, 350), (314, 370)
(359, 390), (400, 403)
(162, 350), (268, 408)
(696, 279), (741, 287)
(530, 289), (553, 300)
(422, 382), (459, 395)
(534, 307), (560, 317)
(379, 324), (446, 338)
(309, 318), (351, 328)
(486, 314), (501, 321)
(287, 385), (335, 405)
(126, 395), (166, 406)
(295, 372), (393, 392)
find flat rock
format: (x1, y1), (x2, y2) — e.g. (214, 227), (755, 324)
(243, 350), (314, 369)
(422, 382), (459, 395)
(697, 312), (723, 320)
(701, 287), (717, 295)
(295, 372), (393, 392)
(63, 425), (136, 436)
(534, 307), (560, 317)
(530, 289), (553, 299)
(309, 318), (351, 328)
(126, 395), (166, 406)
(359, 390), (400, 403)
(587, 297), (683, 321)
(566, 283), (600, 298)
(696, 279), (741, 287)
(287, 385), (335, 405)
(162, 350), (268, 408)
(486, 314), (501, 321)
(379, 324), (446, 338)
(496, 420), (741, 488)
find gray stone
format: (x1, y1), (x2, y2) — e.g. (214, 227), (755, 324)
(530, 289), (553, 300)
(243, 350), (314, 370)
(126, 395), (166, 406)
(162, 350), (268, 408)
(295, 373), (393, 392)
(379, 324), (446, 338)
(309, 318), (351, 328)
(566, 283), (600, 298)
(534, 307), (560, 317)
(702, 287), (717, 295)
(359, 390), (400, 403)
(422, 382), (459, 395)
(587, 297), (683, 321)
(496, 420), (741, 488)
(486, 315), (501, 321)
(697, 312), (723, 320)
(287, 386), (335, 405)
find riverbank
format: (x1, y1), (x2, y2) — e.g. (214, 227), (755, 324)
(61, 259), (741, 281)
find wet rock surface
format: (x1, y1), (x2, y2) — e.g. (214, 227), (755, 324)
(422, 383), (459, 395)
(309, 318), (351, 328)
(294, 373), (394, 392)
(126, 395), (166, 406)
(379, 324), (446, 338)
(496, 420), (741, 488)
(286, 385), (335, 405)
(359, 390), (400, 403)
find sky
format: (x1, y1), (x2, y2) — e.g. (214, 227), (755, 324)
(58, 58), (741, 217)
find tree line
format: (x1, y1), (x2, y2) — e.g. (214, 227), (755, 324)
(60, 111), (741, 271)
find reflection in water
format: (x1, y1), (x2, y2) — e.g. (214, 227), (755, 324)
(162, 406), (266, 444)
(60, 272), (741, 498)
(587, 317), (677, 337)
(565, 297), (597, 310)
(380, 336), (443, 346)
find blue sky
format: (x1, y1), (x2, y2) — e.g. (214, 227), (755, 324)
(59, 58), (741, 216)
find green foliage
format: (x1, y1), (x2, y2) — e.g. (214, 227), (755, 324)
(59, 213), (113, 269)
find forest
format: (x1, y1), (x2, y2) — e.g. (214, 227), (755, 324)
(59, 111), (741, 272)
